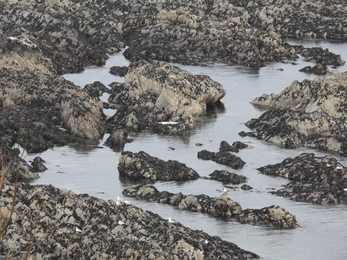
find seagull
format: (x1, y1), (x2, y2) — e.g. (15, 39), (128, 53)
(75, 227), (82, 233)
(223, 187), (229, 193)
(336, 166), (343, 170)
(204, 239), (208, 244)
(343, 188), (347, 192)
(168, 217), (175, 223)
(118, 220), (124, 225)
(124, 200), (131, 204)
(326, 164), (331, 167)
(116, 200), (122, 205)
(117, 196), (123, 202)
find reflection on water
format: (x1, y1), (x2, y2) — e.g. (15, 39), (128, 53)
(29, 39), (347, 260)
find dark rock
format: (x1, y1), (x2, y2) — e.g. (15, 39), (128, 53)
(232, 141), (250, 150)
(105, 129), (129, 152)
(109, 66), (129, 77)
(118, 151), (200, 181)
(0, 181), (259, 259)
(198, 150), (246, 169)
(31, 156), (47, 172)
(258, 153), (347, 204)
(209, 170), (247, 184)
(83, 81), (110, 97)
(248, 71), (347, 155)
(299, 63), (328, 75)
(241, 184), (253, 190)
(219, 141), (239, 153)
(123, 185), (298, 229)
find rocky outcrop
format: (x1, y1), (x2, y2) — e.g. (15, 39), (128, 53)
(257, 153), (347, 204)
(234, 0), (347, 40)
(219, 140), (252, 153)
(123, 185), (298, 229)
(0, 36), (105, 153)
(107, 60), (226, 132)
(104, 129), (130, 152)
(198, 150), (246, 169)
(246, 71), (347, 155)
(109, 66), (128, 77)
(118, 151), (200, 181)
(1, 0), (344, 76)
(0, 181), (259, 259)
(209, 170), (247, 184)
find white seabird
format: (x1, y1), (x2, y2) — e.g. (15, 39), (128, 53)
(118, 220), (125, 225)
(336, 166), (343, 170)
(168, 217), (175, 223)
(75, 227), (82, 233)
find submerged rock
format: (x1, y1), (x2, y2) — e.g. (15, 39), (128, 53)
(258, 153), (347, 204)
(118, 151), (200, 181)
(197, 150), (246, 169)
(108, 60), (226, 132)
(209, 170), (247, 184)
(246, 71), (347, 155)
(0, 181), (259, 259)
(123, 185), (298, 229)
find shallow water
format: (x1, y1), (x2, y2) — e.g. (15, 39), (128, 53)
(27, 39), (347, 260)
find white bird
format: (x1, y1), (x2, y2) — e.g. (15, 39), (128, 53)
(124, 200), (131, 204)
(75, 227), (82, 233)
(118, 220), (124, 225)
(336, 166), (343, 170)
(168, 217), (175, 223)
(223, 187), (229, 193)
(116, 200), (122, 205)
(117, 196), (123, 202)
(326, 163), (331, 167)
(343, 188), (347, 192)
(204, 239), (208, 244)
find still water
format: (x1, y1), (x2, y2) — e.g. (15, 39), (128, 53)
(27, 39), (347, 260)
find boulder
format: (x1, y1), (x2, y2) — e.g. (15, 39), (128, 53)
(257, 153), (347, 204)
(105, 129), (129, 152)
(0, 181), (259, 259)
(209, 170), (247, 184)
(246, 71), (347, 155)
(109, 66), (129, 77)
(197, 150), (246, 169)
(118, 151), (200, 181)
(123, 185), (298, 229)
(107, 60), (226, 132)
(219, 141), (239, 153)
(299, 63), (329, 75)
(83, 81), (110, 97)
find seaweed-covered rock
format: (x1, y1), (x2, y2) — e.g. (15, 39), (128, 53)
(109, 66), (129, 77)
(209, 170), (247, 184)
(123, 185), (298, 229)
(247, 71), (347, 155)
(118, 151), (200, 181)
(107, 60), (226, 132)
(197, 150), (246, 169)
(0, 181), (259, 259)
(258, 153), (347, 204)
(219, 141), (239, 153)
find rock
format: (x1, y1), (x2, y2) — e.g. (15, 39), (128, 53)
(241, 184), (253, 190)
(257, 153), (347, 204)
(107, 60), (226, 132)
(83, 81), (110, 97)
(123, 185), (298, 229)
(247, 71), (347, 155)
(197, 150), (246, 169)
(109, 66), (129, 77)
(238, 0), (347, 41)
(299, 63), (329, 75)
(118, 151), (200, 181)
(219, 141), (239, 153)
(237, 205), (298, 229)
(31, 156), (47, 172)
(105, 129), (129, 152)
(232, 141), (250, 150)
(0, 181), (259, 259)
(209, 170), (247, 184)
(0, 35), (105, 153)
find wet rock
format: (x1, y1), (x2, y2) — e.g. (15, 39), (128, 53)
(233, 141), (250, 150)
(257, 153), (347, 204)
(0, 143), (39, 181)
(299, 63), (328, 75)
(219, 141), (239, 153)
(31, 156), (47, 173)
(197, 150), (246, 169)
(236, 205), (298, 229)
(83, 81), (110, 97)
(105, 129), (129, 152)
(118, 151), (200, 181)
(123, 185), (298, 229)
(107, 60), (226, 132)
(247, 71), (347, 155)
(109, 66), (129, 77)
(0, 181), (259, 259)
(237, 0), (347, 41)
(0, 35), (105, 153)
(241, 184), (253, 190)
(209, 170), (247, 184)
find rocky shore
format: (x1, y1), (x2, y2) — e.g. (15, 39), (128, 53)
(1, 0), (347, 258)
(0, 181), (259, 259)
(257, 153), (347, 204)
(123, 185), (298, 229)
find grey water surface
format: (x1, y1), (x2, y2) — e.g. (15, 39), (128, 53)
(27, 39), (347, 260)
